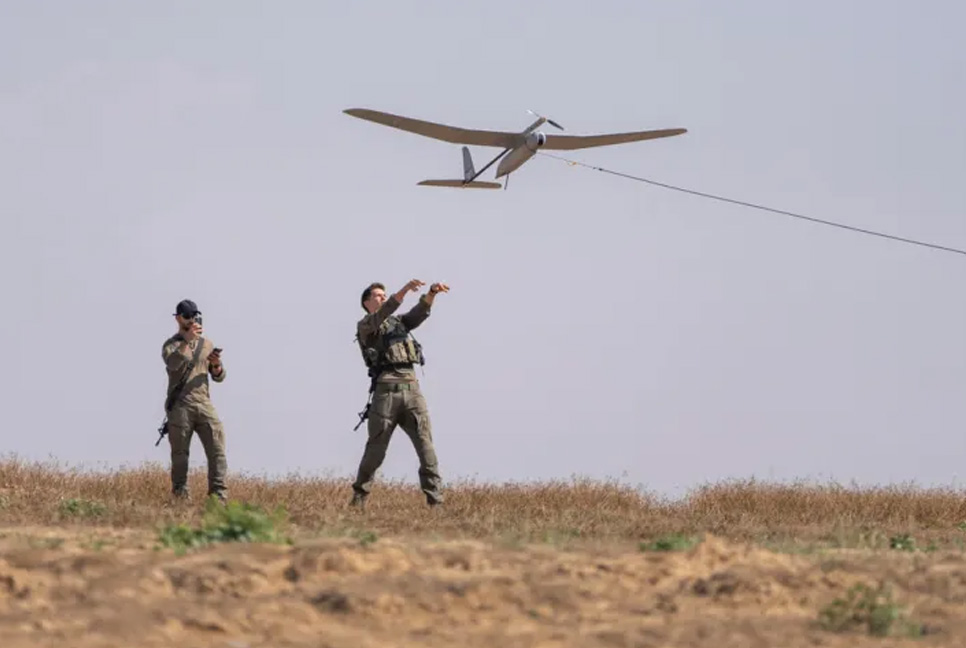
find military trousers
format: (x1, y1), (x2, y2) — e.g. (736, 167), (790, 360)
(166, 399), (228, 501)
(352, 381), (443, 504)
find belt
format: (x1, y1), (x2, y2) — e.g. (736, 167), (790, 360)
(375, 382), (418, 392)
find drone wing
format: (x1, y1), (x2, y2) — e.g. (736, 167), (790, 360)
(542, 128), (687, 150)
(417, 179), (503, 189)
(344, 108), (519, 148)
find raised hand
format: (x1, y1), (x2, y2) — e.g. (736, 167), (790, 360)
(183, 321), (203, 342)
(207, 347), (222, 367)
(395, 278), (425, 302)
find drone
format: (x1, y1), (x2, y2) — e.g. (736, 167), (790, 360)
(343, 107), (687, 190)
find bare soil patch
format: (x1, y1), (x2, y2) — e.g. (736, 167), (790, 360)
(3, 458), (966, 646)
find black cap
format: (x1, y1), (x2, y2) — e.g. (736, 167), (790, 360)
(173, 299), (200, 318)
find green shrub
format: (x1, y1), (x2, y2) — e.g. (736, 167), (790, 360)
(639, 533), (700, 552)
(159, 497), (290, 554)
(818, 581), (922, 637)
(889, 534), (916, 551)
(58, 498), (107, 518)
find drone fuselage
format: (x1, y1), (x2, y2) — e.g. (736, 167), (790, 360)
(495, 131), (546, 178)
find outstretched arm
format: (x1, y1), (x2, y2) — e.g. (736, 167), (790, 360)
(401, 282), (449, 330)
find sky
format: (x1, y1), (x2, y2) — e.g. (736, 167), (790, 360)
(1, 1), (964, 499)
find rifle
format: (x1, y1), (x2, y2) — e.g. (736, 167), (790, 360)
(156, 336), (207, 446)
(353, 374), (377, 431)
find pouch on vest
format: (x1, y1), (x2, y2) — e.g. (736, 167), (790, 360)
(359, 315), (425, 370)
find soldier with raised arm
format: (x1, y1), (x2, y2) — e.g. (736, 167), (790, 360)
(351, 279), (449, 508)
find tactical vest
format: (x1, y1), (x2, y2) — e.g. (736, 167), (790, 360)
(358, 315), (425, 376)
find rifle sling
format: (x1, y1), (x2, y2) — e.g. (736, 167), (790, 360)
(165, 337), (207, 414)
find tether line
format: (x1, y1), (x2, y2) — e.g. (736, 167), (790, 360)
(538, 151), (966, 258)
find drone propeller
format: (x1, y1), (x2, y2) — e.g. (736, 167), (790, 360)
(526, 109), (564, 131)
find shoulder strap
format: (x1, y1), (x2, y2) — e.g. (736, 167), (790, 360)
(164, 337), (207, 413)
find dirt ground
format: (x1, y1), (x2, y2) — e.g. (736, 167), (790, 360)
(2, 525), (965, 648)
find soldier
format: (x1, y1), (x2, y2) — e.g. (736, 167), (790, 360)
(351, 279), (449, 508)
(161, 299), (229, 502)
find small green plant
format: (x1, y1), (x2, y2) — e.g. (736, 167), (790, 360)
(639, 533), (699, 552)
(357, 530), (379, 547)
(58, 498), (107, 519)
(889, 534), (916, 552)
(818, 581), (922, 637)
(158, 497), (290, 554)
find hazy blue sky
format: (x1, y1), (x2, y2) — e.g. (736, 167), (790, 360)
(2, 1), (964, 497)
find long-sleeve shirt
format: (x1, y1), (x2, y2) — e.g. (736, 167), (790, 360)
(356, 294), (432, 383)
(161, 334), (226, 409)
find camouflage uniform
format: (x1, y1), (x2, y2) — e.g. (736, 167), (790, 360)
(161, 333), (228, 501)
(352, 293), (443, 505)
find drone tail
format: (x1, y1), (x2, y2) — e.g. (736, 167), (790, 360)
(462, 146), (475, 182)
(413, 146), (501, 188)
(417, 179), (502, 189)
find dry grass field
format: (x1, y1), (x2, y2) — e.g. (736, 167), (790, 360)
(3, 456), (966, 646)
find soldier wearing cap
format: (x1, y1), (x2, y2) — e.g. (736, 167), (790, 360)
(161, 299), (229, 502)
(351, 279), (449, 508)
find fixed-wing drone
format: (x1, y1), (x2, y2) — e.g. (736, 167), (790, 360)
(343, 108), (687, 189)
